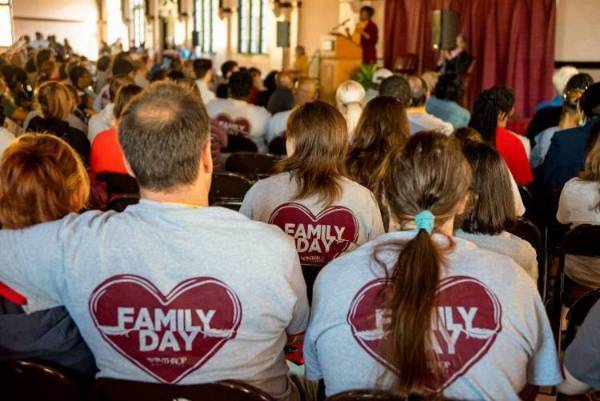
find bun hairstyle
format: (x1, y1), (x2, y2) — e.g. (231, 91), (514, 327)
(375, 131), (471, 394)
(336, 80), (366, 141)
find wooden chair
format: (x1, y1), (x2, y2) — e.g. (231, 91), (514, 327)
(564, 289), (600, 349)
(209, 172), (253, 204)
(225, 152), (281, 181)
(507, 217), (547, 299)
(91, 379), (275, 401)
(393, 54), (418, 75)
(326, 390), (449, 401)
(550, 225), (600, 346)
(0, 360), (81, 401)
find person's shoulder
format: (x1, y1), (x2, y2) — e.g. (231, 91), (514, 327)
(340, 176), (377, 199)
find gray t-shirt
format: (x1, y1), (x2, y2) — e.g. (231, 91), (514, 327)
(240, 173), (385, 267)
(564, 299), (600, 388)
(304, 231), (562, 400)
(0, 201), (309, 400)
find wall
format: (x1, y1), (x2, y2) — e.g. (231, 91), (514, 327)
(11, 0), (100, 59)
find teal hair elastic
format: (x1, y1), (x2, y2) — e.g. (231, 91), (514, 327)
(415, 210), (435, 234)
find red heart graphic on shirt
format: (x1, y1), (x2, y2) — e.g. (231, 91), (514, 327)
(89, 275), (242, 384)
(215, 114), (251, 137)
(269, 202), (359, 266)
(347, 276), (502, 392)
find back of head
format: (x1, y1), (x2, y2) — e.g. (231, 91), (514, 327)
(229, 70), (253, 100)
(459, 141), (516, 235)
(453, 127), (483, 144)
(113, 84), (143, 119)
(279, 100), (348, 206)
(408, 75), (427, 107)
(97, 56), (112, 72)
(349, 96), (410, 195)
(112, 57), (134, 76)
(380, 75), (411, 107)
(109, 74), (135, 102)
(35, 49), (53, 69)
(432, 73), (463, 103)
(263, 71), (278, 92)
(220, 60), (238, 79)
(276, 71), (293, 89)
(294, 78), (317, 106)
(68, 65), (90, 88)
(193, 58), (212, 79)
(336, 80), (365, 138)
(118, 82), (210, 191)
(553, 66), (579, 96)
(36, 81), (74, 120)
(469, 86), (514, 144)
(0, 134), (89, 229)
(580, 82), (600, 120)
(380, 131), (470, 393)
(562, 73), (592, 117)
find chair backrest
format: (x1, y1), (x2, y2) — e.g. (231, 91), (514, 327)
(393, 54), (419, 75)
(209, 172), (253, 203)
(506, 217), (546, 297)
(0, 360), (81, 401)
(268, 135), (287, 156)
(223, 134), (259, 153)
(106, 194), (140, 212)
(326, 390), (447, 401)
(561, 224), (600, 257)
(212, 200), (243, 211)
(225, 152), (280, 181)
(564, 289), (600, 348)
(95, 173), (140, 197)
(91, 379), (275, 401)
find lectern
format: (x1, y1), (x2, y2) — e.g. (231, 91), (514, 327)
(319, 34), (362, 101)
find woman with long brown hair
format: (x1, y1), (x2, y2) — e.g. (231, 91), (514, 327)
(304, 131), (561, 399)
(240, 100), (384, 273)
(0, 134), (95, 379)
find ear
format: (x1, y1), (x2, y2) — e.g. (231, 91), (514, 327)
(200, 139), (213, 176)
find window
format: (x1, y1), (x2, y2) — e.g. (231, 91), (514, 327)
(238, 0), (268, 55)
(0, 0), (13, 47)
(131, 0), (145, 47)
(194, 0), (218, 54)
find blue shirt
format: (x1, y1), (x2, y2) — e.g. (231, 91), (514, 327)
(425, 96), (471, 129)
(536, 96), (563, 112)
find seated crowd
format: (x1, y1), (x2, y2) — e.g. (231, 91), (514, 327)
(0, 36), (600, 401)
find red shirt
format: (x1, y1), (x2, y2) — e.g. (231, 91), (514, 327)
(495, 127), (533, 185)
(90, 127), (128, 175)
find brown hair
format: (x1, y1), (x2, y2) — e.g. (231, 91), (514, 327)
(113, 84), (143, 119)
(459, 141), (516, 235)
(452, 127), (482, 144)
(376, 131), (471, 394)
(580, 121), (600, 211)
(347, 97), (410, 199)
(118, 81), (210, 191)
(0, 134), (90, 229)
(278, 100), (348, 206)
(35, 81), (75, 120)
(109, 74), (135, 102)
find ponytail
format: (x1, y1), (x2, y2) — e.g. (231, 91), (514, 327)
(469, 86), (515, 146)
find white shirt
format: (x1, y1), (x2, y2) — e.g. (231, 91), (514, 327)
(94, 84), (111, 113)
(407, 108), (454, 136)
(195, 80), (216, 105)
(88, 103), (115, 144)
(206, 98), (271, 153)
(240, 173), (385, 267)
(267, 110), (293, 144)
(0, 127), (15, 156)
(304, 231), (562, 400)
(510, 130), (531, 158)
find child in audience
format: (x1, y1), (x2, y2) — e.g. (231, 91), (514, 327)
(304, 131), (561, 399)
(0, 83), (308, 401)
(347, 96), (410, 229)
(0, 134), (95, 378)
(240, 100), (384, 270)
(27, 81), (90, 164)
(557, 121), (600, 289)
(456, 141), (538, 280)
(469, 86), (533, 185)
(336, 80), (365, 142)
(90, 84), (142, 175)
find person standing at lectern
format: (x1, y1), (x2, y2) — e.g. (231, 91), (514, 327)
(346, 6), (378, 65)
(437, 34), (472, 76)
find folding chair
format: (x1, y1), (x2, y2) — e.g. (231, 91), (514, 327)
(95, 173), (140, 211)
(0, 359), (81, 401)
(91, 378), (275, 401)
(564, 289), (600, 349)
(550, 225), (600, 346)
(225, 152), (281, 181)
(209, 172), (253, 204)
(507, 217), (547, 299)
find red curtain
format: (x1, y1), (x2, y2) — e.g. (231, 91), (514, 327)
(384, 0), (556, 117)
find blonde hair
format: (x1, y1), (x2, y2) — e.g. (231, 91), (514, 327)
(336, 80), (365, 141)
(0, 134), (89, 229)
(35, 81), (75, 120)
